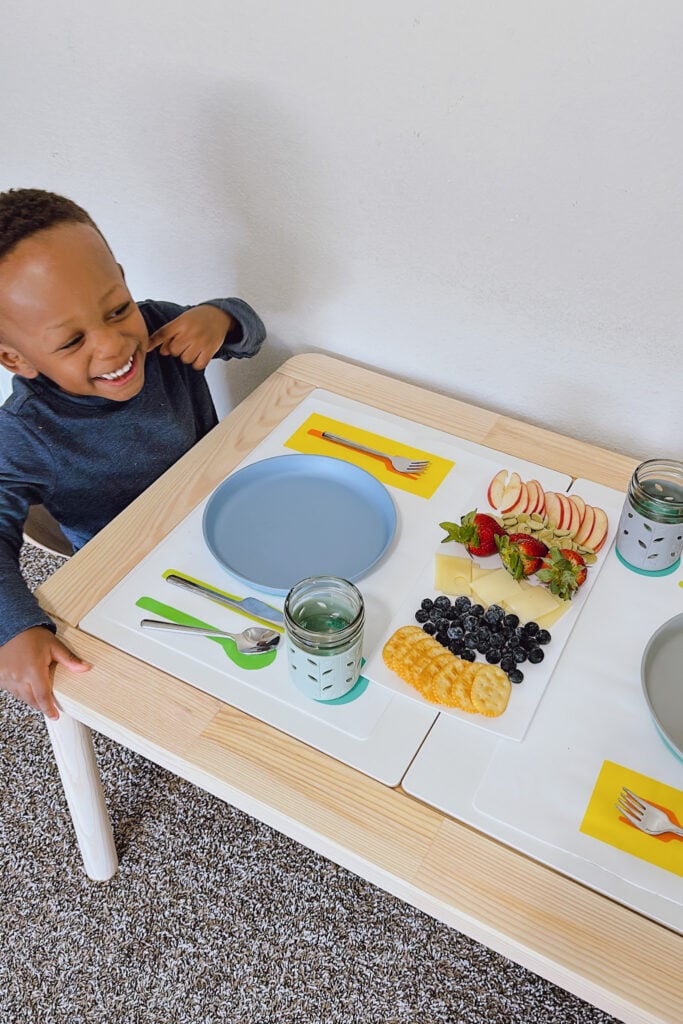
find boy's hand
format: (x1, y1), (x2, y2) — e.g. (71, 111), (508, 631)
(147, 306), (234, 371)
(0, 627), (91, 721)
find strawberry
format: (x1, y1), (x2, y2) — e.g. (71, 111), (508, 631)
(440, 510), (505, 557)
(496, 533), (549, 579)
(536, 547), (588, 600)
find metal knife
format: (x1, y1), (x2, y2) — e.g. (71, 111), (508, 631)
(165, 573), (285, 627)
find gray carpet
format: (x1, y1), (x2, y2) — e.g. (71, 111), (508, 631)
(0, 544), (620, 1024)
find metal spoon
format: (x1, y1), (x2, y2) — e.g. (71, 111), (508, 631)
(139, 619), (280, 654)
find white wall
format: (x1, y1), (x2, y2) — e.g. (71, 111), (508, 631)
(2, 1), (682, 458)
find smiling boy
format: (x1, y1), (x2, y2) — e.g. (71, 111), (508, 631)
(0, 189), (265, 720)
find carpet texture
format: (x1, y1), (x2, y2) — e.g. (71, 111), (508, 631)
(0, 544), (619, 1024)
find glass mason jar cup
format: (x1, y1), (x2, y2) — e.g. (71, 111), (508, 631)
(284, 576), (365, 700)
(616, 459), (683, 575)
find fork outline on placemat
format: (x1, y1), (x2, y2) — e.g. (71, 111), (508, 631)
(320, 431), (430, 476)
(616, 787), (683, 837)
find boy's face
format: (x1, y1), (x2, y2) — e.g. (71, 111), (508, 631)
(0, 221), (149, 400)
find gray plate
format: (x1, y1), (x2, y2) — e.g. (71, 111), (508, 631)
(641, 612), (683, 762)
(202, 454), (397, 596)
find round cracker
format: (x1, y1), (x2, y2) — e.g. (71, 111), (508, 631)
(471, 664), (511, 717)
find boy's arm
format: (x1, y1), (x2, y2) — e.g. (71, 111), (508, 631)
(200, 298), (266, 361)
(0, 532), (90, 720)
(144, 298), (266, 369)
(0, 416), (89, 718)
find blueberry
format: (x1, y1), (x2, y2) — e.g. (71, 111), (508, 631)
(470, 604), (485, 618)
(460, 647), (476, 662)
(429, 606), (445, 622)
(434, 595), (451, 610)
(511, 646), (527, 664)
(508, 669), (524, 684)
(522, 620), (540, 637)
(453, 596), (471, 613)
(449, 640), (463, 656)
(447, 624), (464, 641)
(537, 629), (552, 645)
(485, 649), (501, 664)
(476, 638), (490, 654)
(415, 608), (429, 623)
(527, 646), (545, 664)
(462, 615), (479, 632)
(483, 604), (504, 626)
(500, 656), (516, 674)
(436, 633), (450, 647)
(445, 606), (459, 620)
(423, 622), (436, 635)
(504, 613), (520, 630)
(420, 597), (434, 611)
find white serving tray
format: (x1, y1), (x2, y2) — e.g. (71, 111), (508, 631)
(363, 479), (621, 741)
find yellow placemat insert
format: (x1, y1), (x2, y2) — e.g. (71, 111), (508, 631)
(284, 413), (453, 499)
(580, 760), (683, 876)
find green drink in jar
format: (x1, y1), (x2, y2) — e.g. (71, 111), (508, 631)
(284, 576), (365, 699)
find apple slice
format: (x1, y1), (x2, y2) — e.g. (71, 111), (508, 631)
(573, 504), (596, 546)
(560, 494), (581, 536)
(585, 506), (609, 552)
(526, 479), (543, 515)
(569, 493), (586, 524)
(500, 472), (523, 512)
(556, 493), (575, 532)
(503, 481), (531, 515)
(544, 491), (563, 529)
(487, 469), (508, 509)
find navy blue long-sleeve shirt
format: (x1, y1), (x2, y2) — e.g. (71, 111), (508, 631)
(0, 297), (265, 646)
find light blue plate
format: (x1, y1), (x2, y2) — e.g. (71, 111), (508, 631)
(202, 454), (397, 596)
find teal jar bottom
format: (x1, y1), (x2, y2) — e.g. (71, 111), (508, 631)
(616, 547), (681, 577)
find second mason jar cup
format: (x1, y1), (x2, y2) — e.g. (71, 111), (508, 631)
(616, 459), (683, 575)
(284, 576), (365, 700)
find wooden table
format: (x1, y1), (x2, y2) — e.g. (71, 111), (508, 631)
(37, 354), (681, 1024)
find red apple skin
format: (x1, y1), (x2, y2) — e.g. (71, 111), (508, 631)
(487, 469), (508, 509)
(574, 505), (596, 547)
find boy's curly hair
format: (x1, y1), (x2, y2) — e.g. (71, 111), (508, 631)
(0, 188), (100, 263)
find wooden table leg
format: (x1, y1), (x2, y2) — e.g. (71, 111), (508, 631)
(45, 711), (118, 880)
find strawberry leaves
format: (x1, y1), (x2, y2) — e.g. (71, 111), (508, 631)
(536, 547), (587, 601)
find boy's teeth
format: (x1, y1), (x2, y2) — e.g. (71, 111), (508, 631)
(99, 355), (133, 380)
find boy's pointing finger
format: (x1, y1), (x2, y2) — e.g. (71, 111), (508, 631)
(147, 326), (167, 351)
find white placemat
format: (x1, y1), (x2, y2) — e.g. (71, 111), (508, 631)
(403, 549), (683, 932)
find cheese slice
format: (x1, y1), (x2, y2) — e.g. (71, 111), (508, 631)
(502, 583), (563, 622)
(471, 564), (497, 581)
(536, 601), (569, 630)
(470, 567), (525, 606)
(434, 552), (473, 594)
